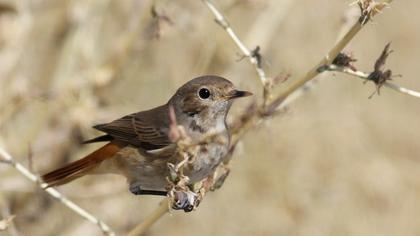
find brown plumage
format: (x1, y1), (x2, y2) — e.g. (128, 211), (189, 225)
(41, 76), (252, 195)
(42, 142), (122, 187)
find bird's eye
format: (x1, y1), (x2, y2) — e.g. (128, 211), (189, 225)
(198, 88), (211, 99)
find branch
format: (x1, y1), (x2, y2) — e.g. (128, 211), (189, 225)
(0, 147), (115, 236)
(226, 0), (394, 135)
(221, 0), (399, 168)
(277, 6), (360, 109)
(268, 0), (394, 111)
(124, 1), (397, 234)
(125, 199), (170, 236)
(202, 0), (271, 102)
(325, 65), (420, 98)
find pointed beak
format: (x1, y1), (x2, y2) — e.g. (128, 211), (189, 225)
(226, 90), (253, 100)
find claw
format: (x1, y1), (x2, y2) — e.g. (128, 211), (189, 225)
(172, 190), (199, 212)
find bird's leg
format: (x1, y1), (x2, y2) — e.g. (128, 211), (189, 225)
(129, 185), (167, 196)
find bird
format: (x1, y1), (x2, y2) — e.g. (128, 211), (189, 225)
(41, 75), (252, 197)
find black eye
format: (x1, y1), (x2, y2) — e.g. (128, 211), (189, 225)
(198, 88), (211, 99)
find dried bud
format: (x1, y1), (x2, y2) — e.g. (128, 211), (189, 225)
(236, 46), (264, 69)
(357, 0), (379, 25)
(251, 46), (263, 68)
(332, 52), (357, 71)
(366, 43), (399, 98)
(374, 43), (392, 72)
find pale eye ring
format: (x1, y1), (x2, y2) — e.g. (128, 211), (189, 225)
(198, 88), (211, 99)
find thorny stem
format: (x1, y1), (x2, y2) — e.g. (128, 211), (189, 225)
(0, 147), (115, 236)
(326, 65), (420, 98)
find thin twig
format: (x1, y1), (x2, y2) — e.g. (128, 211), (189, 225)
(326, 65), (420, 98)
(0, 147), (115, 236)
(228, 0), (395, 146)
(202, 0), (270, 101)
(125, 0), (396, 234)
(278, 5), (360, 109)
(126, 199), (170, 236)
(268, 0), (394, 111)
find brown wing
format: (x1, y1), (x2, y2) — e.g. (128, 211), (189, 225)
(93, 105), (172, 151)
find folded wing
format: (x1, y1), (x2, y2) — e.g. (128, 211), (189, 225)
(92, 105), (172, 152)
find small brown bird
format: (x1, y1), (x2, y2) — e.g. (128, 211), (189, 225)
(42, 75), (252, 197)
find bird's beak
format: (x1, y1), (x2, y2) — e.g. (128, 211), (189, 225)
(226, 90), (253, 100)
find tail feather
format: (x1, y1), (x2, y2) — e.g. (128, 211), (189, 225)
(42, 142), (121, 187)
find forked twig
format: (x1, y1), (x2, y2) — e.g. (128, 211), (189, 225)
(325, 65), (420, 98)
(202, 0), (271, 102)
(268, 0), (394, 111)
(126, 0), (397, 235)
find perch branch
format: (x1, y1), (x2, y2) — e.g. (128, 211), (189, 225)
(126, 199), (170, 236)
(325, 65), (420, 98)
(0, 147), (115, 236)
(268, 0), (393, 111)
(224, 0), (397, 160)
(125, 0), (396, 234)
(202, 0), (271, 102)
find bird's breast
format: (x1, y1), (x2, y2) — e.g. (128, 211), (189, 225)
(183, 136), (229, 183)
(109, 132), (229, 190)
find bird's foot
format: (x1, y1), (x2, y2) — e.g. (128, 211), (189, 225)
(171, 190), (200, 212)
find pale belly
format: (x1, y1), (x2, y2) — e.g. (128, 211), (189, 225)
(101, 142), (229, 191)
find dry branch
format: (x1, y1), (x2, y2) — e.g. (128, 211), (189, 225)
(125, 199), (170, 236)
(325, 65), (420, 98)
(130, 0), (397, 234)
(318, 42), (420, 98)
(3, 0), (411, 235)
(268, 0), (394, 111)
(0, 147), (115, 236)
(202, 0), (271, 103)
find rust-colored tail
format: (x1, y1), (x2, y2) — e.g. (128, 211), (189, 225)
(42, 142), (121, 187)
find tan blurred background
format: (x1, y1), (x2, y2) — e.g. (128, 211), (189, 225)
(1, 0), (420, 235)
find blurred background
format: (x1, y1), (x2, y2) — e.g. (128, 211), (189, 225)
(1, 0), (420, 235)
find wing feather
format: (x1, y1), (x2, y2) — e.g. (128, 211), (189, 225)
(93, 105), (172, 151)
